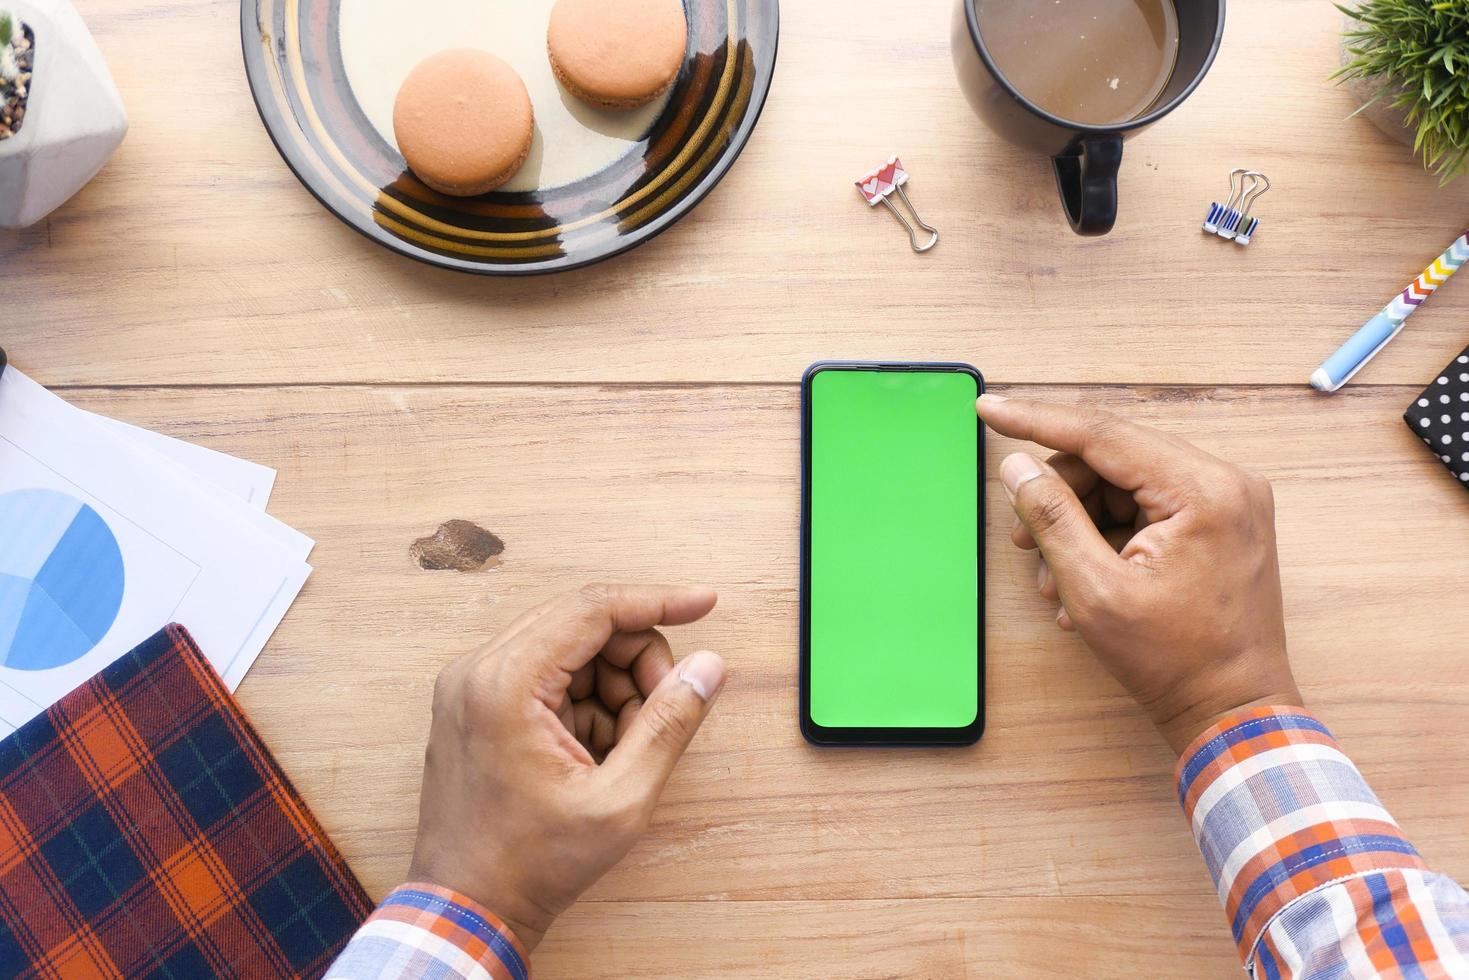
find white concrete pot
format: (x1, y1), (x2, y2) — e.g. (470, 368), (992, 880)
(1339, 12), (1414, 150)
(0, 0), (126, 229)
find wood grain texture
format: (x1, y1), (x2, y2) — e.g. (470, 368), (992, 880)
(8, 0), (1469, 974)
(43, 381), (1469, 978)
(538, 898), (1242, 978)
(4, 0), (1469, 387)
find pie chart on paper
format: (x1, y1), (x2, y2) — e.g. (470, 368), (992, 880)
(0, 489), (125, 671)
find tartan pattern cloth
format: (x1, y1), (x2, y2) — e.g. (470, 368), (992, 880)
(0, 624), (372, 978)
(1178, 706), (1469, 978)
(325, 883), (528, 980)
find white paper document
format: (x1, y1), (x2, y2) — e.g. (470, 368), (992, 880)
(90, 412), (278, 509)
(0, 369), (313, 736)
(91, 413), (314, 562)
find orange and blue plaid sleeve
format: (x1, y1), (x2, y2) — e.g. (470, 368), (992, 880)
(1177, 706), (1469, 978)
(324, 882), (530, 980)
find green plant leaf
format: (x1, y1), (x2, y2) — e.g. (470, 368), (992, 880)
(1333, 0), (1469, 181)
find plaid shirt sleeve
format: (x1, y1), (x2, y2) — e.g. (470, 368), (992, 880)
(324, 882), (530, 980)
(1178, 706), (1469, 978)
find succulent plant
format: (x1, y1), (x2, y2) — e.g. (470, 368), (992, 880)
(0, 12), (16, 85)
(1, 8), (29, 141)
(1335, 0), (1469, 183)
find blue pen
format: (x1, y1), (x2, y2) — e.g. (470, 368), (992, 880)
(1309, 312), (1405, 393)
(1311, 232), (1469, 393)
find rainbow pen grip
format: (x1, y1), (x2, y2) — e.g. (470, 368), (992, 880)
(1312, 232), (1469, 392)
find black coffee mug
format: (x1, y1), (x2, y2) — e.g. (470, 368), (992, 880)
(951, 0), (1225, 235)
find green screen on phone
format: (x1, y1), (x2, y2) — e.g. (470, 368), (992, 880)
(807, 367), (980, 732)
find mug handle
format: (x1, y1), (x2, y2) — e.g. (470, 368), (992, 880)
(1051, 135), (1123, 236)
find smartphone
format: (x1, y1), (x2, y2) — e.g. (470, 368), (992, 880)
(799, 361), (984, 746)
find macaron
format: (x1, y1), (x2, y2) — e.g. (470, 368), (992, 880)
(547, 0), (688, 111)
(392, 48), (534, 197)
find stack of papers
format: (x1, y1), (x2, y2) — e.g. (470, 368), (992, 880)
(0, 366), (313, 738)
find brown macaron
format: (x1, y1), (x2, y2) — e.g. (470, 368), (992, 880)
(547, 0), (688, 111)
(392, 48), (534, 197)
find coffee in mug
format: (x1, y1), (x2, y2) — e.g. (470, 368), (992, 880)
(952, 0), (1223, 235)
(975, 0), (1180, 126)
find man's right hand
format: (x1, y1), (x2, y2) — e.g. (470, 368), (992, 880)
(408, 584), (725, 952)
(976, 394), (1303, 753)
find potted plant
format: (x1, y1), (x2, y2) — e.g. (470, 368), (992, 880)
(0, 0), (127, 229)
(1335, 0), (1469, 183)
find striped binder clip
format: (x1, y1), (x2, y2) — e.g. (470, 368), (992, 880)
(1202, 169), (1269, 246)
(1227, 173), (1268, 246)
(1203, 168), (1248, 234)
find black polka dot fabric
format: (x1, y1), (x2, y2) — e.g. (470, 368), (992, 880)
(1404, 346), (1469, 489)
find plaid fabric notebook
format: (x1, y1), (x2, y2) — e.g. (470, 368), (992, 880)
(0, 624), (371, 978)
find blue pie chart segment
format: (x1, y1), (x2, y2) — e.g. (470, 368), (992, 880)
(0, 489), (125, 671)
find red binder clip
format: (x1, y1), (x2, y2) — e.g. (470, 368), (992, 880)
(855, 155), (938, 253)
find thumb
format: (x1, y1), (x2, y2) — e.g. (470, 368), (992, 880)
(1000, 453), (1118, 609)
(601, 651), (725, 802)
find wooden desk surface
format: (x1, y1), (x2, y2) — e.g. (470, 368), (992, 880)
(5, 0), (1469, 975)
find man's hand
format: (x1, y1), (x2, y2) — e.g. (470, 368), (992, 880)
(976, 395), (1302, 753)
(407, 583), (726, 951)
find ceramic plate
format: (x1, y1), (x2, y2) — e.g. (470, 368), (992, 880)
(241, 0), (778, 275)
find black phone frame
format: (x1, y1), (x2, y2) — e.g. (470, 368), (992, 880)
(799, 360), (986, 747)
